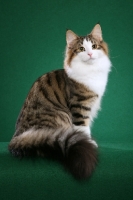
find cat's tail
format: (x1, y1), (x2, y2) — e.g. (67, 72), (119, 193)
(64, 129), (97, 179)
(8, 127), (97, 180)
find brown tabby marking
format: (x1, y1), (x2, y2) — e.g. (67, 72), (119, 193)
(64, 34), (108, 66)
(8, 24), (110, 180)
(13, 70), (97, 139)
(9, 70), (97, 167)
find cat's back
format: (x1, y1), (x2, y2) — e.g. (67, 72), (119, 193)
(15, 69), (71, 135)
(26, 69), (69, 106)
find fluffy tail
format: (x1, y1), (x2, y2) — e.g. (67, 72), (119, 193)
(8, 127), (97, 180)
(64, 130), (97, 179)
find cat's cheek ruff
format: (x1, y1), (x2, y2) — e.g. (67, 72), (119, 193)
(64, 47), (77, 67)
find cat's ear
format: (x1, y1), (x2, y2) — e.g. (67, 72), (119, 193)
(90, 24), (102, 42)
(66, 30), (78, 47)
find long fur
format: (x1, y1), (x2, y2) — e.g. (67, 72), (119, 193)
(9, 127), (97, 179)
(8, 24), (111, 180)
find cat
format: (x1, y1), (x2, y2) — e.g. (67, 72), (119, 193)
(8, 24), (111, 179)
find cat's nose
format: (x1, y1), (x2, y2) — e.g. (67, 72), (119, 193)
(88, 53), (92, 57)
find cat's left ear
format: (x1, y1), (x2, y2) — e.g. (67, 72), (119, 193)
(90, 24), (102, 42)
(66, 30), (78, 47)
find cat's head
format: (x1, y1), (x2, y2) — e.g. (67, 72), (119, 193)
(65, 24), (108, 66)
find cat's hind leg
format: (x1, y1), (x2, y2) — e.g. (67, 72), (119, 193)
(8, 127), (68, 158)
(8, 129), (39, 157)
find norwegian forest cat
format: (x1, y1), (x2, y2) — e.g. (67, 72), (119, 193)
(9, 24), (111, 179)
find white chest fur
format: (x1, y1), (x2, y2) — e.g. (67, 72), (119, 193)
(65, 55), (111, 122)
(66, 55), (111, 97)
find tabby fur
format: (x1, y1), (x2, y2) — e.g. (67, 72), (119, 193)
(9, 24), (111, 179)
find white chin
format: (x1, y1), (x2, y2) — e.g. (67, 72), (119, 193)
(85, 58), (96, 63)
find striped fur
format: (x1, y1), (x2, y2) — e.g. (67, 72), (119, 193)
(9, 24), (111, 180)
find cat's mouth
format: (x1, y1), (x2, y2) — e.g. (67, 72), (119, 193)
(85, 57), (96, 64)
(87, 57), (96, 62)
(82, 57), (95, 63)
(89, 57), (95, 60)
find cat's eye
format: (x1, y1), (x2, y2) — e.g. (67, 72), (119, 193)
(79, 47), (85, 51)
(92, 44), (97, 49)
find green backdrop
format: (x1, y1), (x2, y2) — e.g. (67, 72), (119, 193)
(0, 0), (133, 200)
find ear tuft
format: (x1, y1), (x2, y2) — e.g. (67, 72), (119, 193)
(91, 24), (102, 41)
(66, 30), (78, 47)
(96, 21), (100, 25)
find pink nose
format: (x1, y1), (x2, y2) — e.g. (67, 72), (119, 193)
(88, 53), (92, 57)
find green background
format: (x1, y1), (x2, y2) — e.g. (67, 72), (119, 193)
(0, 0), (133, 200)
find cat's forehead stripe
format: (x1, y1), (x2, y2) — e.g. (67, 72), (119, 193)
(78, 35), (95, 45)
(83, 38), (92, 48)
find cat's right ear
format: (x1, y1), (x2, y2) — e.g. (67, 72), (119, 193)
(66, 30), (78, 48)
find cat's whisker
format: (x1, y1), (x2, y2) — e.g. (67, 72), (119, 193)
(112, 65), (118, 73)
(110, 55), (120, 59)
